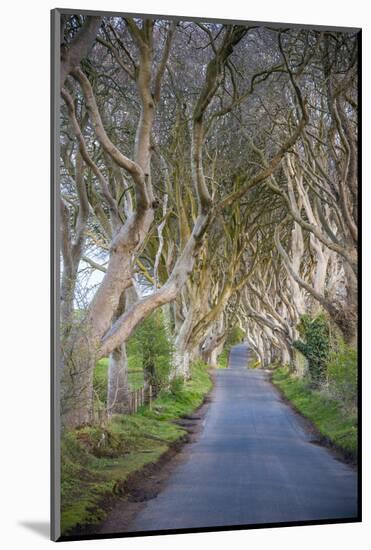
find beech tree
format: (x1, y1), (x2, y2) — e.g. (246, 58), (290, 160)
(59, 16), (358, 427)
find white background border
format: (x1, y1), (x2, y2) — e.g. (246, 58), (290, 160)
(1, 1), (368, 548)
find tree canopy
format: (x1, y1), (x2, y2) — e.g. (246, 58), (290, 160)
(59, 15), (358, 428)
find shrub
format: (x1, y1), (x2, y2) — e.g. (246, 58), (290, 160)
(327, 343), (358, 409)
(294, 314), (330, 385)
(134, 310), (174, 390)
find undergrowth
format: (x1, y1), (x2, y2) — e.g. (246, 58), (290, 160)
(272, 366), (357, 462)
(61, 360), (212, 535)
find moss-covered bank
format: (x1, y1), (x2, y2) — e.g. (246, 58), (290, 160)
(272, 366), (357, 462)
(61, 360), (212, 535)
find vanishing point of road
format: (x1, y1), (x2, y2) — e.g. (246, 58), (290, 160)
(129, 344), (358, 532)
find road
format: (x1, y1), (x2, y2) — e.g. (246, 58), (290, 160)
(129, 344), (358, 532)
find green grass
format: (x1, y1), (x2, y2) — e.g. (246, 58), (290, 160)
(271, 366), (357, 461)
(217, 349), (229, 368)
(61, 360), (212, 535)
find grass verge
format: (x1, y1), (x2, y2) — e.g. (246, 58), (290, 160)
(271, 366), (357, 462)
(61, 360), (212, 535)
(217, 349), (229, 368)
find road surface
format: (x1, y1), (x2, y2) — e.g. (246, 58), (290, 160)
(129, 344), (358, 532)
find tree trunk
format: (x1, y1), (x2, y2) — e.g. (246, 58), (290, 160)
(208, 342), (224, 368)
(108, 344), (130, 414)
(60, 336), (95, 428)
(339, 261), (358, 346)
(173, 303), (195, 378)
(174, 348), (191, 379)
(60, 266), (78, 338)
(280, 346), (291, 365)
(107, 287), (138, 414)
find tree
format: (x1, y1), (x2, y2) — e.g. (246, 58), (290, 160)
(59, 17), (358, 428)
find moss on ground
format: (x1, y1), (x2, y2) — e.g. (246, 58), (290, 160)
(271, 366), (357, 461)
(61, 360), (212, 535)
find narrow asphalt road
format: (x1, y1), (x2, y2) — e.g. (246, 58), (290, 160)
(129, 344), (358, 532)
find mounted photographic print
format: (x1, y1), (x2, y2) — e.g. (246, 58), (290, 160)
(51, 8), (361, 542)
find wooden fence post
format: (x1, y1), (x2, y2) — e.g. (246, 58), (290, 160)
(125, 386), (149, 415)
